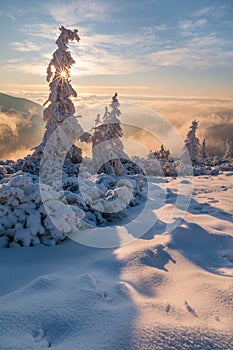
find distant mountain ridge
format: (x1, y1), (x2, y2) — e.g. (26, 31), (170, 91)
(0, 92), (42, 115)
(0, 93), (44, 160)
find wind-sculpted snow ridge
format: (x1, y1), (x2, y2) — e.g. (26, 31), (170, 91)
(0, 167), (146, 247)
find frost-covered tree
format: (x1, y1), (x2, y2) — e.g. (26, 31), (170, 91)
(104, 93), (123, 142)
(158, 144), (170, 161)
(184, 120), (201, 164)
(91, 93), (128, 176)
(147, 145), (170, 161)
(33, 26), (84, 163)
(201, 138), (209, 163)
(223, 138), (232, 159)
(92, 117), (105, 150)
(94, 114), (102, 127)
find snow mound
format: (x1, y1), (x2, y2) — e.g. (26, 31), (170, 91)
(0, 168), (146, 247)
(0, 272), (136, 350)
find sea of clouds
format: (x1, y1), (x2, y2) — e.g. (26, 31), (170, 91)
(0, 92), (232, 160)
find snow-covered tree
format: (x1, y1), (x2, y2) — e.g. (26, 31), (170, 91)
(33, 26), (84, 163)
(91, 93), (128, 176)
(92, 120), (105, 149)
(158, 144), (170, 161)
(223, 138), (232, 159)
(147, 145), (170, 162)
(184, 120), (201, 164)
(94, 114), (102, 127)
(201, 138), (209, 163)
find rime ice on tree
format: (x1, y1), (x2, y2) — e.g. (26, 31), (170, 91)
(33, 26), (83, 163)
(91, 93), (128, 176)
(184, 120), (201, 165)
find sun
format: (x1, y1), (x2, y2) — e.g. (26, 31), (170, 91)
(59, 70), (68, 79)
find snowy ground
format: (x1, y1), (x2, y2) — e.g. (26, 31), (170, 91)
(0, 173), (232, 350)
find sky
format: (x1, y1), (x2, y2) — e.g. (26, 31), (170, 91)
(0, 0), (233, 98)
(0, 0), (233, 161)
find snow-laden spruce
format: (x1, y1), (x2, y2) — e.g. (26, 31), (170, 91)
(184, 120), (201, 165)
(33, 26), (90, 163)
(91, 93), (128, 176)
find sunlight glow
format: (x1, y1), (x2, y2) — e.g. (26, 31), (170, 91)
(59, 70), (68, 79)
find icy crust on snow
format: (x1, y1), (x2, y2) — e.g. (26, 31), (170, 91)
(0, 168), (145, 247)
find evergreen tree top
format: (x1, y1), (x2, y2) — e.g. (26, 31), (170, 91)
(56, 26), (80, 51)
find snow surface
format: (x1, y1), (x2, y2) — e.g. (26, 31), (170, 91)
(0, 173), (233, 349)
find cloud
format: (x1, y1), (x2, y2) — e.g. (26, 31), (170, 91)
(179, 19), (207, 31)
(21, 23), (60, 40)
(0, 110), (43, 160)
(2, 0), (231, 79)
(0, 96), (44, 160)
(1, 91), (233, 159)
(2, 61), (47, 76)
(205, 124), (233, 155)
(10, 40), (41, 52)
(42, 0), (115, 24)
(5, 23), (164, 77)
(73, 49), (150, 77)
(9, 17), (231, 78)
(192, 5), (226, 19)
(0, 10), (16, 20)
(149, 47), (190, 67)
(7, 11), (15, 20)
(149, 34), (233, 69)
(178, 18), (207, 36)
(75, 93), (233, 156)
(144, 98), (233, 155)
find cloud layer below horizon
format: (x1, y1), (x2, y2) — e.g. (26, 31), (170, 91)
(1, 92), (232, 160)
